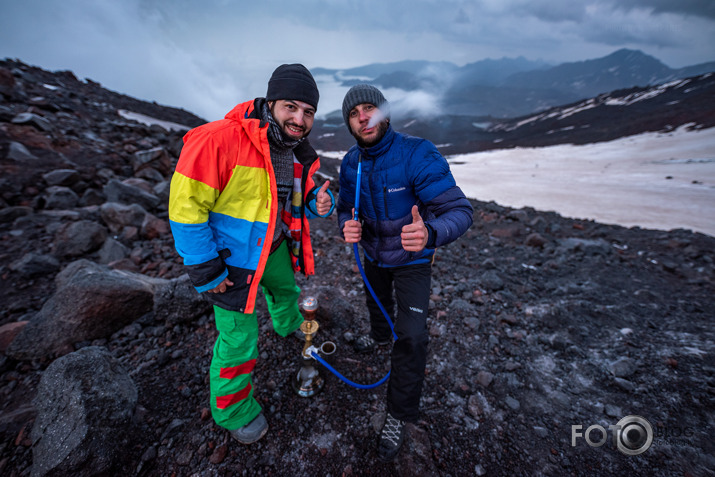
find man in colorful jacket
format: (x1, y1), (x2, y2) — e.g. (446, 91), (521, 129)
(169, 64), (334, 444)
(337, 84), (474, 461)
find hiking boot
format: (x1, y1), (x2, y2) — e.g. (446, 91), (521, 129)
(353, 334), (390, 353)
(294, 328), (306, 341)
(377, 413), (405, 462)
(229, 413), (268, 444)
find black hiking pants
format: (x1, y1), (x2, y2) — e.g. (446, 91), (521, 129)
(363, 259), (432, 423)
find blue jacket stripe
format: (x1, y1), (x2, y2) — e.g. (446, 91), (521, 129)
(195, 269), (229, 293)
(208, 213), (268, 270)
(170, 220), (220, 266)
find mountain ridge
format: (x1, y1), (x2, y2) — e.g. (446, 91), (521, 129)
(309, 71), (715, 155)
(314, 48), (715, 118)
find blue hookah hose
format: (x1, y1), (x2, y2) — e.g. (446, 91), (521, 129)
(352, 158), (397, 341)
(309, 156), (396, 389)
(310, 352), (390, 389)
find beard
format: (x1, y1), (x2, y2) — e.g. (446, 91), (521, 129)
(352, 120), (388, 148)
(268, 102), (311, 142)
(279, 118), (310, 140)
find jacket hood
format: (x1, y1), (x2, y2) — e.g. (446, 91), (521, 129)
(224, 98), (266, 123)
(222, 99), (269, 155)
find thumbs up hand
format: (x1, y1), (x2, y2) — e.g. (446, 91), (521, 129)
(401, 205), (428, 252)
(315, 181), (332, 216)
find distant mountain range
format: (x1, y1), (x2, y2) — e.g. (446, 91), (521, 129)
(310, 71), (715, 155)
(314, 49), (715, 119)
(3, 54), (711, 163)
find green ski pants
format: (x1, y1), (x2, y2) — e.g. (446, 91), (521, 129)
(209, 242), (303, 430)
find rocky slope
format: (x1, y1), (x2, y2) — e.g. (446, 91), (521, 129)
(1, 59), (714, 476)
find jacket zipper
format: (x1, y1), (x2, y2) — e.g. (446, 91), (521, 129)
(368, 162), (381, 245)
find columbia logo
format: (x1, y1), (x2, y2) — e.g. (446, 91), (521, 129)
(409, 306), (424, 313)
(388, 187), (406, 193)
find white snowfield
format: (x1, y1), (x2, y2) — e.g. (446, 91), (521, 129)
(118, 110), (190, 132)
(447, 124), (715, 237)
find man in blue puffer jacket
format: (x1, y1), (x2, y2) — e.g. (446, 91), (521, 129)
(337, 84), (474, 461)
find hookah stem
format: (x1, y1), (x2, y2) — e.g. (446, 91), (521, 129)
(353, 243), (397, 340)
(311, 243), (393, 389)
(308, 154), (399, 390)
(306, 154), (396, 390)
(354, 156), (397, 340)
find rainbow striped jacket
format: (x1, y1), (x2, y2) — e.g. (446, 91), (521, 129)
(169, 99), (331, 314)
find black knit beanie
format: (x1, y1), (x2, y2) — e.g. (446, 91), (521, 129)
(342, 84), (389, 128)
(266, 64), (319, 109)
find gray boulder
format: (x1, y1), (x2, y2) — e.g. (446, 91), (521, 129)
(98, 237), (130, 264)
(31, 346), (137, 477)
(152, 273), (211, 325)
(480, 270), (505, 291)
(100, 201), (148, 233)
(52, 220), (108, 258)
(12, 112), (53, 132)
(9, 253), (61, 278)
(6, 261), (154, 360)
(141, 212), (170, 239)
(78, 188), (106, 207)
(0, 205), (33, 224)
(42, 169), (81, 187)
(132, 146), (172, 176)
(153, 180), (171, 203)
(448, 298), (478, 317)
(7, 141), (38, 161)
(557, 237), (612, 256)
(44, 186), (79, 210)
(103, 178), (160, 211)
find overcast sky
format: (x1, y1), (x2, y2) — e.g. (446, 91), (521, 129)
(1, 0), (714, 121)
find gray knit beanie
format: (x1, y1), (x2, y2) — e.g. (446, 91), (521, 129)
(266, 64), (319, 109)
(342, 84), (389, 128)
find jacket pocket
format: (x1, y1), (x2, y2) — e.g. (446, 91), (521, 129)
(215, 310), (237, 333)
(384, 185), (415, 220)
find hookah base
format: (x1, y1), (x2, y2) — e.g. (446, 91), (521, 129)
(292, 363), (325, 397)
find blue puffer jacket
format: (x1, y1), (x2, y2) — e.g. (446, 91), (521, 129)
(337, 125), (474, 267)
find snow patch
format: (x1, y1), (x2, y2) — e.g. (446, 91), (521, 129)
(446, 125), (715, 237)
(117, 110), (190, 132)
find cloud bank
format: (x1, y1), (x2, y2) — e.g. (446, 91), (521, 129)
(1, 0), (713, 120)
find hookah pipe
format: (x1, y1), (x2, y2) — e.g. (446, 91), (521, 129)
(292, 296), (334, 397)
(304, 156), (397, 390)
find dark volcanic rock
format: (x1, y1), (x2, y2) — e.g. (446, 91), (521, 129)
(43, 185), (79, 209)
(100, 202), (148, 232)
(0, 59), (713, 477)
(152, 274), (212, 325)
(52, 219), (107, 258)
(6, 261), (154, 360)
(42, 168), (81, 187)
(9, 252), (61, 278)
(6, 141), (38, 161)
(31, 346), (137, 477)
(103, 179), (161, 210)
